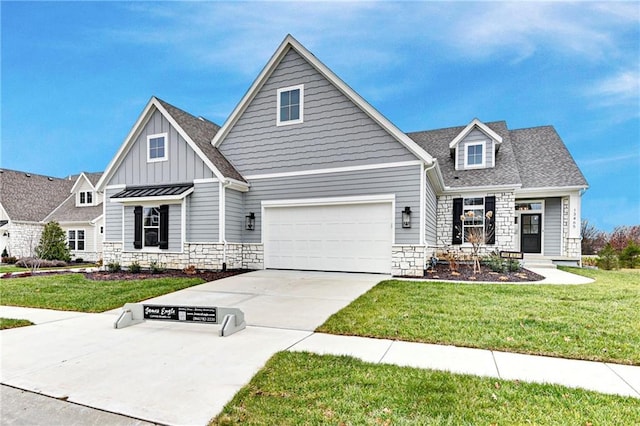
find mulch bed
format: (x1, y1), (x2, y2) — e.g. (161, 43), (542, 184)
(84, 269), (250, 281)
(419, 264), (545, 282)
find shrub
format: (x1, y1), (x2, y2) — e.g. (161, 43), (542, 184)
(619, 241), (640, 269)
(482, 251), (505, 273)
(506, 258), (521, 272)
(128, 261), (141, 273)
(74, 258), (84, 264)
(35, 222), (71, 262)
(183, 265), (197, 275)
(596, 244), (618, 270)
(106, 262), (121, 273)
(582, 256), (598, 267)
(1, 248), (8, 258)
(95, 258), (103, 267)
(149, 260), (165, 274)
(3, 256), (17, 264)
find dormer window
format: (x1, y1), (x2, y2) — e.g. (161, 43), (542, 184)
(465, 142), (485, 168)
(147, 133), (168, 162)
(277, 84), (304, 126)
(79, 191), (93, 205)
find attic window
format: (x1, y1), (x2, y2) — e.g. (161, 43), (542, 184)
(79, 191), (93, 205)
(276, 84), (303, 126)
(147, 133), (168, 162)
(464, 141), (485, 168)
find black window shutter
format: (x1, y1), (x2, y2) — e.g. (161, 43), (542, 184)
(452, 198), (463, 245)
(133, 206), (143, 249)
(484, 196), (496, 245)
(159, 205), (169, 250)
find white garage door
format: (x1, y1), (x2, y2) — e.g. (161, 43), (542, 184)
(264, 202), (392, 274)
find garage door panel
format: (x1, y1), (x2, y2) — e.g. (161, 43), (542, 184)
(264, 202), (392, 274)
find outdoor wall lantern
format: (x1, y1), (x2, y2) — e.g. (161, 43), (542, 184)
(402, 206), (412, 228)
(245, 212), (255, 231)
(2, 231), (9, 238)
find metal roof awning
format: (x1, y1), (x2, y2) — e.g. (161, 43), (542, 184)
(111, 183), (194, 203)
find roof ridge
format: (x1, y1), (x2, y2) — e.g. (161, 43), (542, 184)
(406, 120), (508, 135)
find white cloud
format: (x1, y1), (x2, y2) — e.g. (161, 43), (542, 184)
(589, 70), (640, 106)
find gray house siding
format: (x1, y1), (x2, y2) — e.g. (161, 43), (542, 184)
(242, 165), (422, 244)
(544, 197), (562, 256)
(219, 49), (417, 176)
(225, 188), (244, 243)
(104, 187), (123, 242)
(110, 110), (215, 186)
(456, 129), (494, 169)
(424, 178), (437, 245)
(186, 182), (218, 242)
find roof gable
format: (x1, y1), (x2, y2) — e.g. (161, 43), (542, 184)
(96, 97), (246, 191)
(70, 172), (102, 194)
(212, 34), (433, 165)
(449, 118), (503, 149)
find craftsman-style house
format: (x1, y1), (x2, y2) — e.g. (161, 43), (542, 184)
(94, 35), (587, 276)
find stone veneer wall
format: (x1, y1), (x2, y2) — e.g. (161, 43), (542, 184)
(435, 192), (515, 255)
(562, 197), (581, 259)
(391, 245), (425, 277)
(102, 241), (264, 271)
(6, 222), (44, 258)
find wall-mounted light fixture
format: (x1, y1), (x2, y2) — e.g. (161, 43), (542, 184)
(245, 212), (255, 231)
(402, 206), (412, 228)
(2, 231), (9, 238)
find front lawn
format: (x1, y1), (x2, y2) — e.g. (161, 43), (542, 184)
(0, 273), (206, 312)
(318, 268), (640, 365)
(212, 351), (640, 425)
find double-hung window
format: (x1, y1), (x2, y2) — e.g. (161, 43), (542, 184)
(462, 198), (485, 243)
(143, 207), (160, 247)
(277, 85), (304, 126)
(147, 133), (168, 162)
(68, 230), (85, 251)
(464, 141), (485, 168)
(79, 191), (93, 205)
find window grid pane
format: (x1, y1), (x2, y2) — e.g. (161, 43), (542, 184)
(279, 88), (300, 123)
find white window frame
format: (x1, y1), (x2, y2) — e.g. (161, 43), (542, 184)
(462, 197), (485, 244)
(276, 84), (304, 126)
(147, 133), (168, 163)
(78, 191), (93, 206)
(68, 229), (85, 251)
(464, 141), (486, 168)
(143, 207), (161, 248)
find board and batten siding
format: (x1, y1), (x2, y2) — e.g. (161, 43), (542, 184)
(104, 187), (123, 242)
(186, 182), (218, 243)
(544, 197), (562, 256)
(456, 129), (495, 169)
(225, 188), (244, 243)
(424, 178), (437, 245)
(243, 165), (421, 244)
(109, 110), (215, 186)
(219, 49), (417, 176)
(123, 204), (182, 252)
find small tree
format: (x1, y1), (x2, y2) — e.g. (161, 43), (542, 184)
(457, 210), (495, 275)
(619, 241), (640, 269)
(35, 222), (70, 262)
(596, 243), (618, 270)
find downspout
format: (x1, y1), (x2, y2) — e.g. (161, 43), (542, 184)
(220, 181), (232, 272)
(422, 160), (438, 273)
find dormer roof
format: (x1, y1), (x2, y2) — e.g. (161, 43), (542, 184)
(448, 118), (503, 153)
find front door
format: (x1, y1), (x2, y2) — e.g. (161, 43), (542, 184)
(521, 214), (542, 253)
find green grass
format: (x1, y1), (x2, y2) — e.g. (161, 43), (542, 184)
(0, 264), (96, 274)
(0, 318), (33, 329)
(318, 267), (640, 365)
(212, 351), (640, 425)
(0, 273), (205, 312)
(0, 265), (26, 273)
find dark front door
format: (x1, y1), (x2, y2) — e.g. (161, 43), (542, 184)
(521, 214), (542, 253)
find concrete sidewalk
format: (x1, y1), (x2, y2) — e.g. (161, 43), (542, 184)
(290, 333), (640, 398)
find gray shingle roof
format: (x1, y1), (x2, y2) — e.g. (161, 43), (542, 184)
(156, 98), (246, 183)
(0, 169), (74, 222)
(46, 196), (103, 223)
(408, 121), (522, 188)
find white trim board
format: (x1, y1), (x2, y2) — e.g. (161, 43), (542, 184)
(245, 161), (422, 180)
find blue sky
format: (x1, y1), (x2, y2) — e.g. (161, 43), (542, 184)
(1, 1), (638, 232)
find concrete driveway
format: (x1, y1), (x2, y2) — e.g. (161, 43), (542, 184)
(0, 270), (384, 425)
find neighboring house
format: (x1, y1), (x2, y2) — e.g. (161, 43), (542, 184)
(45, 172), (104, 262)
(0, 169), (104, 262)
(96, 35), (588, 276)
